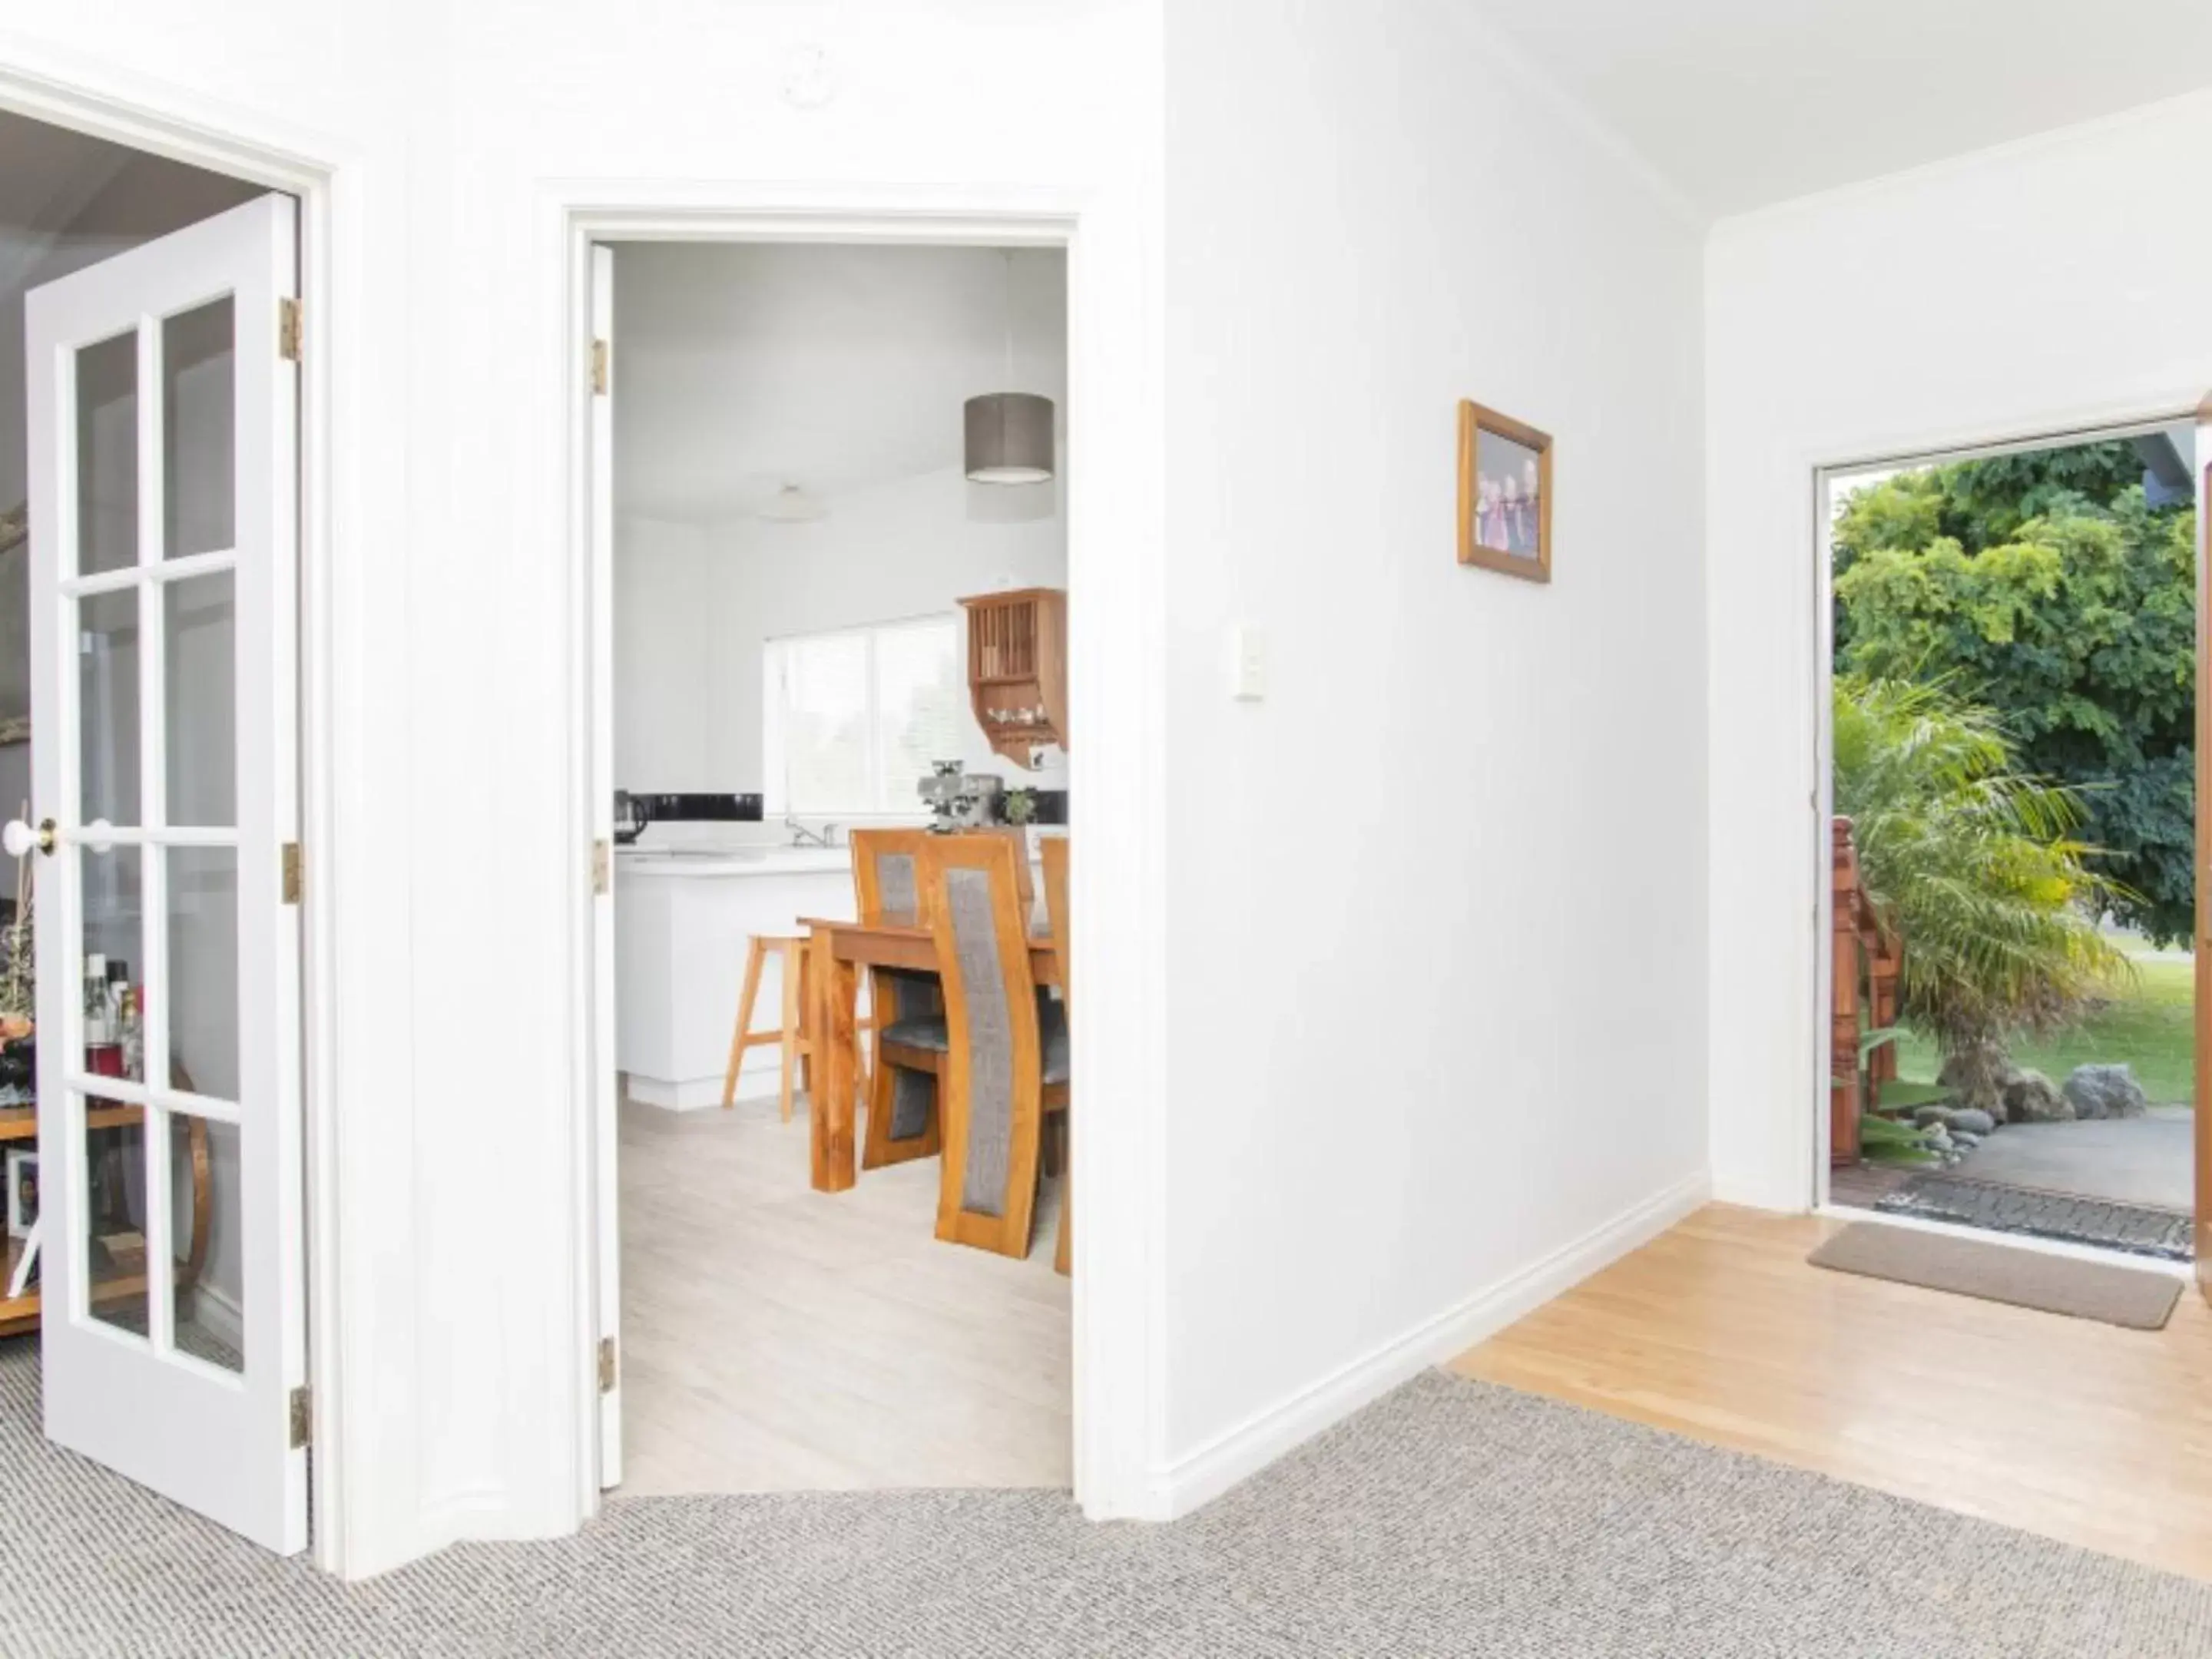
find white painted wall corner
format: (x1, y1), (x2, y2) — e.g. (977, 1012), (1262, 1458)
(1147, 1171), (1710, 1519)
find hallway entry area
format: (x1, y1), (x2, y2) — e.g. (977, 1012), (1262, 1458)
(1452, 1204), (2212, 1582)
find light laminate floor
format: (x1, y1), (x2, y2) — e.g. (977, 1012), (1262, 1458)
(1452, 1203), (2212, 1581)
(618, 1090), (1071, 1498)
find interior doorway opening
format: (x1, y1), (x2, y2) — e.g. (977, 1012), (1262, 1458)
(593, 238), (1077, 1496)
(1818, 415), (2205, 1272)
(0, 103), (314, 1554)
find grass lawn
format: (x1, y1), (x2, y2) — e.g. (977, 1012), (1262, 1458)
(1892, 948), (2196, 1108)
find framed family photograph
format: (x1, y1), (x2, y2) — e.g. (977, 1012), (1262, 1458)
(1456, 399), (1551, 583)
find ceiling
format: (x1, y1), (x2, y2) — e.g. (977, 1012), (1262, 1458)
(612, 243), (1066, 524)
(1452, 0), (2212, 214)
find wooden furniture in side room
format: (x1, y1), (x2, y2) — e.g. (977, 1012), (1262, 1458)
(0, 1075), (213, 1339)
(800, 914), (1059, 1193)
(721, 934), (816, 1124)
(959, 588), (1068, 767)
(919, 833), (1068, 1259)
(1040, 834), (1072, 1277)
(850, 829), (947, 1168)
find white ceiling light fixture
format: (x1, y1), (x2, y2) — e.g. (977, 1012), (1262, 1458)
(758, 482), (827, 524)
(965, 250), (1055, 485)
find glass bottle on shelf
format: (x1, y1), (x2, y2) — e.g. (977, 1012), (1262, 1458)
(83, 952), (121, 1080)
(118, 986), (143, 1085)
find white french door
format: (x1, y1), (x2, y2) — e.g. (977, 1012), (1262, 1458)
(10, 194), (306, 1551)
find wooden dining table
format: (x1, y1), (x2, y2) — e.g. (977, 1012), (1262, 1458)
(800, 912), (1061, 1193)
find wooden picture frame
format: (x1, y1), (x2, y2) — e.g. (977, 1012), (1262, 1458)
(1456, 399), (1552, 583)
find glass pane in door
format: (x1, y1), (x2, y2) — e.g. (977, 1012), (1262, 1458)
(75, 331), (138, 575)
(78, 588), (141, 827)
(164, 575), (237, 827)
(79, 844), (143, 1084)
(80, 1096), (151, 1341)
(161, 300), (236, 561)
(166, 848), (239, 1101)
(165, 1112), (242, 1373)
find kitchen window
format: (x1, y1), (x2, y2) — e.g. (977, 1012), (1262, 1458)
(763, 614), (965, 816)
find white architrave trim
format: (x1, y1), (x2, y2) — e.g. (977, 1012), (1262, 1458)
(546, 180), (1168, 1524)
(0, 37), (354, 1573)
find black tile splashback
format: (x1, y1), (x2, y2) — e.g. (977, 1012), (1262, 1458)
(632, 793), (764, 823)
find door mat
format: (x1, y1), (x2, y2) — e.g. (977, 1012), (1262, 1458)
(1810, 1221), (2184, 1330)
(1873, 1173), (2193, 1262)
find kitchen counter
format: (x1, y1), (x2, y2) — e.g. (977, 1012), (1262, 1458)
(615, 847), (858, 1109)
(617, 845), (853, 879)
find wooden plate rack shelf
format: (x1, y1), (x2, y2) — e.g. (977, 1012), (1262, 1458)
(960, 587), (1068, 770)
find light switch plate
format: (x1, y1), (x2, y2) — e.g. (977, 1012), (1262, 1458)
(1227, 623), (1267, 700)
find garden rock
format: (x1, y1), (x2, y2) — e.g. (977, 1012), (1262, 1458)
(1911, 1104), (1954, 1128)
(2001, 1068), (2072, 1124)
(2062, 1064), (2148, 1121)
(1946, 1108), (1995, 1137)
(1937, 1041), (2010, 1121)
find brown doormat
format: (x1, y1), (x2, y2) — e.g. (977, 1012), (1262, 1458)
(1809, 1221), (2184, 1330)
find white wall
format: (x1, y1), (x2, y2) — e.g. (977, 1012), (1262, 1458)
(0, 0), (1164, 1576)
(617, 467), (1069, 800)
(1705, 91), (2212, 1210)
(611, 516), (716, 790)
(1156, 0), (1709, 1498)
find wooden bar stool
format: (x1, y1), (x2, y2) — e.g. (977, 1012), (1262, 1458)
(722, 934), (816, 1123)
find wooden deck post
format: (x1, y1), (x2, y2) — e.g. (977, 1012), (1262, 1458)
(1830, 817), (1863, 1166)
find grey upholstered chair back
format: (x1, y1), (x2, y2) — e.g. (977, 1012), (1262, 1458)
(922, 833), (1045, 1254)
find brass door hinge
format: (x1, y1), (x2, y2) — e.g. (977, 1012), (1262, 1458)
(598, 1336), (618, 1394)
(279, 297), (303, 363)
(281, 842), (303, 905)
(289, 1385), (312, 1449)
(591, 839), (611, 896)
(590, 338), (610, 396)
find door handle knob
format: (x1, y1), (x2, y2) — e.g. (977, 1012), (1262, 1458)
(2, 819), (55, 859)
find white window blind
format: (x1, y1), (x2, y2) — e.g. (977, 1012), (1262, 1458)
(763, 614), (965, 815)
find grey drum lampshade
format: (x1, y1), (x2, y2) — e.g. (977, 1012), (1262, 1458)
(964, 392), (1055, 484)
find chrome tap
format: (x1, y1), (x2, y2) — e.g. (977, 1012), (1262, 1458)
(786, 816), (837, 849)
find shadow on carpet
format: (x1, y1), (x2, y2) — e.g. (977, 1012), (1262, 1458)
(0, 1338), (2208, 1656)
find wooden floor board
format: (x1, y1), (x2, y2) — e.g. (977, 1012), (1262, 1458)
(1452, 1203), (2212, 1581)
(618, 1091), (1071, 1498)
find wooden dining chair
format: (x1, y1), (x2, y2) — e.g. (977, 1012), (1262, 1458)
(1039, 834), (1072, 1277)
(919, 832), (1068, 1258)
(849, 828), (946, 1168)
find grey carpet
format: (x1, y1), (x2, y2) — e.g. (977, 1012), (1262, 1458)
(1810, 1220), (2184, 1330)
(3, 1340), (2212, 1656)
(1877, 1172), (2194, 1261)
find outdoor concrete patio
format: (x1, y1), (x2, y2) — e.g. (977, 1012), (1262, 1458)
(1951, 1106), (2194, 1213)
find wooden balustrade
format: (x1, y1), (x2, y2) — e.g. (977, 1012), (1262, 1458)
(1831, 817), (1903, 1166)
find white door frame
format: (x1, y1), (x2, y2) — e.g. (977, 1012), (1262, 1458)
(552, 184), (1167, 1520)
(0, 52), (349, 1571)
(1806, 399), (2203, 1214)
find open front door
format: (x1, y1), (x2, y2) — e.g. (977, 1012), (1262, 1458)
(10, 195), (306, 1550)
(588, 242), (623, 1485)
(2199, 399), (2212, 1298)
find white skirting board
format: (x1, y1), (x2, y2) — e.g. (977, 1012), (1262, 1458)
(187, 1280), (247, 1356)
(1148, 1170), (1710, 1518)
(622, 1066), (795, 1112)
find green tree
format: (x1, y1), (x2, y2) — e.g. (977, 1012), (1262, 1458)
(1833, 443), (2195, 941)
(1833, 674), (2128, 1061)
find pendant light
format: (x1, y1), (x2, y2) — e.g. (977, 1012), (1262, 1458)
(965, 251), (1055, 485)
